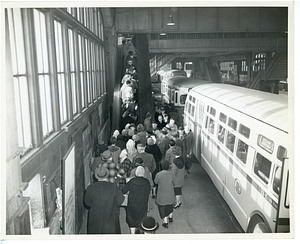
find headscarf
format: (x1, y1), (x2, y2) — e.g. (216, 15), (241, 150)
(119, 149), (128, 164)
(126, 139), (138, 162)
(112, 130), (120, 138)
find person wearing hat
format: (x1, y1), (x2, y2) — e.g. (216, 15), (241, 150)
(165, 139), (181, 167)
(107, 137), (121, 164)
(145, 137), (162, 199)
(144, 112), (153, 134)
(101, 150), (119, 184)
(171, 147), (185, 209)
(94, 139), (108, 157)
(136, 124), (147, 146)
(133, 143), (156, 174)
(129, 158), (153, 189)
(90, 156), (104, 183)
(125, 139), (138, 162)
(84, 164), (125, 234)
(154, 160), (175, 228)
(139, 216), (159, 234)
(122, 166), (151, 234)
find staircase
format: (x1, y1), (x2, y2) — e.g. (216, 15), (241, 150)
(149, 54), (177, 77)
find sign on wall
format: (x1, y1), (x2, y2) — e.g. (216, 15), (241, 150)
(62, 142), (76, 234)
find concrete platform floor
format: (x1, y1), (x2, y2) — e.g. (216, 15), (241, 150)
(80, 160), (243, 235)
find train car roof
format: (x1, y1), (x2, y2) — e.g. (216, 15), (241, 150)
(191, 83), (289, 133)
(166, 77), (211, 88)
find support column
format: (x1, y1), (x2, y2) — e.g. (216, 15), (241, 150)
(134, 34), (154, 123)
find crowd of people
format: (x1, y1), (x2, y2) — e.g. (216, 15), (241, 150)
(84, 108), (194, 234)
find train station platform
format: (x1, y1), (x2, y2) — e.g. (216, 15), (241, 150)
(79, 158), (243, 235)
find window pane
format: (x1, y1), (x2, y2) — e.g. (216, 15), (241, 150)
(58, 74), (67, 123)
(208, 118), (215, 134)
(219, 112), (227, 124)
(254, 153), (272, 184)
(71, 73), (77, 114)
(68, 29), (75, 71)
(14, 77), (32, 148)
(217, 125), (225, 143)
(226, 131), (235, 152)
(228, 117), (237, 130)
(236, 139), (248, 164)
(239, 124), (250, 138)
(273, 166), (282, 194)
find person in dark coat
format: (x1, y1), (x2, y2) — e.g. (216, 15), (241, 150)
(154, 160), (175, 228)
(157, 114), (166, 130)
(133, 143), (156, 174)
(145, 137), (162, 198)
(84, 164), (125, 234)
(171, 147), (185, 208)
(184, 125), (194, 174)
(116, 134), (126, 151)
(144, 112), (153, 133)
(122, 166), (151, 234)
(94, 139), (108, 157)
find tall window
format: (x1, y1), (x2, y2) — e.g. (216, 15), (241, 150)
(78, 33), (85, 108)
(54, 20), (67, 123)
(85, 38), (92, 104)
(8, 8), (32, 148)
(34, 10), (53, 137)
(68, 28), (77, 115)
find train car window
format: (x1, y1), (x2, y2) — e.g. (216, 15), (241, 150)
(236, 139), (248, 164)
(175, 92), (178, 104)
(188, 103), (192, 114)
(207, 105), (210, 112)
(171, 90), (175, 103)
(228, 118), (237, 130)
(210, 107), (216, 116)
(272, 166), (282, 195)
(258, 134), (274, 154)
(226, 131), (236, 152)
(192, 97), (196, 103)
(189, 95), (192, 101)
(239, 124), (250, 138)
(191, 105), (195, 117)
(217, 125), (225, 143)
(254, 152), (272, 184)
(205, 116), (209, 129)
(219, 113), (227, 124)
(277, 146), (287, 162)
(208, 119), (215, 134)
(180, 94), (187, 104)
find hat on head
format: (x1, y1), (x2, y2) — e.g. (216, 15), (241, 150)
(121, 129), (128, 136)
(125, 123), (131, 130)
(101, 150), (112, 161)
(140, 217), (159, 233)
(128, 130), (134, 137)
(135, 166), (145, 177)
(132, 134), (140, 142)
(94, 164), (109, 180)
(90, 157), (103, 172)
(130, 123), (136, 128)
(146, 112), (152, 118)
(98, 139), (105, 145)
(147, 137), (154, 146)
(137, 124), (145, 132)
(161, 160), (170, 170)
(135, 157), (143, 165)
(137, 143), (145, 148)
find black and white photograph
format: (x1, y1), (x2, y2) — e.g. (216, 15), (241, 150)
(1, 0), (297, 242)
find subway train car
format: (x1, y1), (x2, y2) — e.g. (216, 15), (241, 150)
(161, 72), (211, 107)
(184, 83), (290, 233)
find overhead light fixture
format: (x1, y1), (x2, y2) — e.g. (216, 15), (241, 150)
(167, 14), (175, 26)
(160, 33), (166, 36)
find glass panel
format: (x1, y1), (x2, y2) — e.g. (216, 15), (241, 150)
(180, 94), (187, 104)
(254, 153), (272, 184)
(68, 29), (75, 71)
(239, 124), (250, 138)
(226, 131), (236, 152)
(217, 125), (225, 143)
(228, 117), (237, 130)
(191, 105), (195, 117)
(236, 139), (248, 164)
(219, 112), (227, 124)
(71, 73), (77, 114)
(210, 107), (216, 116)
(273, 166), (282, 194)
(258, 134), (274, 154)
(208, 118), (215, 134)
(277, 146), (287, 161)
